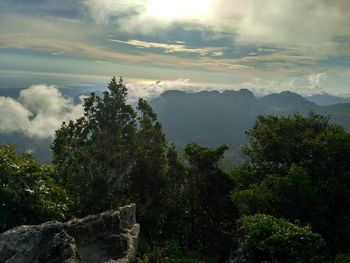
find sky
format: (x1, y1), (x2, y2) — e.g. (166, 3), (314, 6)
(0, 0), (350, 97)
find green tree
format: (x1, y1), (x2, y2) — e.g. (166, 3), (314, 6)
(236, 214), (326, 263)
(161, 144), (188, 242)
(184, 143), (236, 260)
(242, 112), (350, 182)
(235, 113), (350, 255)
(233, 165), (316, 223)
(126, 98), (168, 237)
(52, 77), (137, 214)
(0, 145), (71, 231)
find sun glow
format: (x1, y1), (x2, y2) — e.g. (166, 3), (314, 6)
(147, 0), (212, 20)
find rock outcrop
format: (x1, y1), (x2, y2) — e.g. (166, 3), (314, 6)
(0, 204), (140, 263)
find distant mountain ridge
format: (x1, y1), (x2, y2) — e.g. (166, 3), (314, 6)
(2, 87), (350, 163)
(305, 93), (350, 106)
(261, 91), (318, 113)
(150, 89), (350, 157)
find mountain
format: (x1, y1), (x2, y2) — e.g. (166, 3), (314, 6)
(260, 91), (318, 113)
(151, 89), (264, 151)
(317, 103), (350, 130)
(151, 90), (321, 151)
(151, 90), (350, 165)
(305, 94), (350, 106)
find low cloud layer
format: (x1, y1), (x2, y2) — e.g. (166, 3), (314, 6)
(126, 79), (196, 101)
(240, 72), (331, 96)
(0, 85), (83, 139)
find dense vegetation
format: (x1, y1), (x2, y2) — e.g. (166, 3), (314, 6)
(1, 77), (350, 262)
(0, 145), (71, 231)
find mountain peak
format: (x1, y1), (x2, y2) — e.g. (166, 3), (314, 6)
(260, 91), (317, 111)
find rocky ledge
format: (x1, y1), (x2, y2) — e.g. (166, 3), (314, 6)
(0, 204), (140, 263)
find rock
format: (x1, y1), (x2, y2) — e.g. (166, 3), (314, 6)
(0, 204), (140, 263)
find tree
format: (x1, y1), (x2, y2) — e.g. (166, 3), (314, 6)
(52, 77), (137, 214)
(184, 143), (236, 260)
(52, 77), (170, 220)
(233, 165), (316, 223)
(160, 144), (188, 242)
(126, 98), (168, 237)
(0, 145), (71, 231)
(242, 112), (350, 182)
(235, 113), (350, 255)
(236, 214), (326, 263)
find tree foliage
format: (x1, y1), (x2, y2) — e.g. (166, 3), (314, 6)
(236, 214), (326, 263)
(184, 143), (236, 260)
(235, 113), (350, 255)
(52, 77), (137, 214)
(126, 98), (168, 237)
(0, 145), (71, 232)
(242, 112), (350, 181)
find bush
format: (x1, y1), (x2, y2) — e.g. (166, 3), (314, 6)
(236, 214), (326, 263)
(237, 113), (350, 254)
(334, 253), (350, 263)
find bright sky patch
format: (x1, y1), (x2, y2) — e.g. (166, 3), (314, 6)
(147, 0), (212, 20)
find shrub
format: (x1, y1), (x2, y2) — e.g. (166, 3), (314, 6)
(236, 214), (326, 263)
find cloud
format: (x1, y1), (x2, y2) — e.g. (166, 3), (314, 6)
(126, 79), (195, 102)
(308, 72), (328, 91)
(0, 29), (251, 74)
(213, 0), (350, 46)
(19, 85), (75, 116)
(0, 10), (344, 77)
(83, 0), (350, 56)
(82, 0), (146, 24)
(240, 72), (331, 96)
(109, 39), (223, 56)
(0, 85), (84, 139)
(0, 97), (31, 133)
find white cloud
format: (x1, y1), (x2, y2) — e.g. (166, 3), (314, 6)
(308, 72), (328, 91)
(126, 79), (195, 102)
(0, 97), (31, 133)
(82, 0), (146, 24)
(0, 85), (84, 139)
(240, 72), (331, 96)
(109, 39), (222, 56)
(83, 0), (350, 56)
(19, 85), (74, 116)
(212, 0), (349, 46)
(26, 114), (63, 139)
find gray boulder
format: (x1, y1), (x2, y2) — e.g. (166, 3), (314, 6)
(0, 204), (140, 263)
